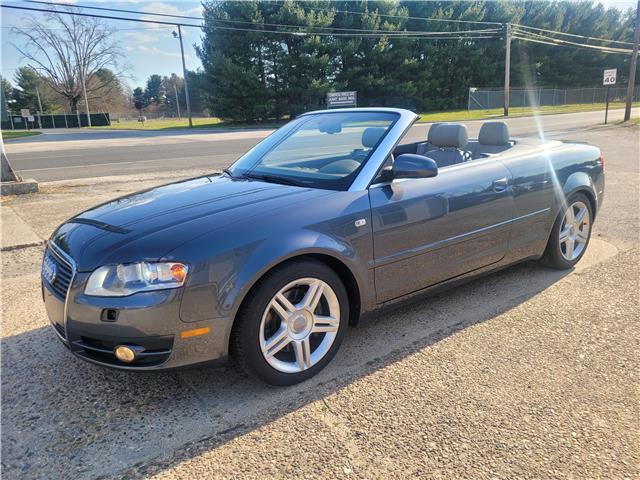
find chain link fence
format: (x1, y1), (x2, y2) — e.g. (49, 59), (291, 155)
(109, 111), (212, 121)
(468, 86), (640, 110)
(1, 111), (111, 130)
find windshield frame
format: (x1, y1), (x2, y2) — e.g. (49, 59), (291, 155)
(227, 110), (403, 191)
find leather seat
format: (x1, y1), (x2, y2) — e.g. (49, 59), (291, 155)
(475, 121), (511, 155)
(423, 123), (470, 167)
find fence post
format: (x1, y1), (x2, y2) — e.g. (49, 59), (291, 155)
(8, 110), (14, 130)
(467, 89), (471, 111)
(64, 113), (69, 129)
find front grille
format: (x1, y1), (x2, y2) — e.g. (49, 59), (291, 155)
(42, 244), (74, 300)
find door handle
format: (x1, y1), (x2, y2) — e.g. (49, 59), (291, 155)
(492, 178), (509, 193)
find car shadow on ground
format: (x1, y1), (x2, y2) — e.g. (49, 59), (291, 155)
(1, 260), (573, 480)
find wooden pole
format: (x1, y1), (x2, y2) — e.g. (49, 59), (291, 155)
(624, 0), (640, 122)
(504, 23), (512, 116)
(177, 25), (193, 128)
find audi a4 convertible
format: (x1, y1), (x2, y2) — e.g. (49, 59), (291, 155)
(42, 108), (604, 385)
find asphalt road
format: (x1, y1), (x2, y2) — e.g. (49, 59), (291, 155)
(1, 122), (638, 479)
(4, 107), (638, 182)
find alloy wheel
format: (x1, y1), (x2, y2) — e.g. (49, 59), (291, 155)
(259, 277), (340, 374)
(559, 200), (590, 261)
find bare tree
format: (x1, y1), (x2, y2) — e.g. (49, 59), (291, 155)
(12, 7), (125, 113)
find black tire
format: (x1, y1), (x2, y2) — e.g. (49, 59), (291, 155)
(541, 192), (593, 269)
(230, 259), (349, 386)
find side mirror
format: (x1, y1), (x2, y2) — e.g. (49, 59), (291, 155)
(392, 154), (438, 179)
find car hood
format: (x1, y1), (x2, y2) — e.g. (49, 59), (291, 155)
(51, 174), (329, 271)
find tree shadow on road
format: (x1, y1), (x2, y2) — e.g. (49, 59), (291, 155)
(1, 261), (573, 480)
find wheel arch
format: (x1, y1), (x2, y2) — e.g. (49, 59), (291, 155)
(229, 252), (364, 353)
(562, 172), (599, 219)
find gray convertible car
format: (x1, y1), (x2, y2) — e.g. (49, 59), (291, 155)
(42, 108), (604, 385)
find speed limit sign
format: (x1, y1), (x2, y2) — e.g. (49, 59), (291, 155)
(603, 69), (617, 86)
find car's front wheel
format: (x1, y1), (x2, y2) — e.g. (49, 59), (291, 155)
(542, 192), (593, 269)
(231, 259), (349, 386)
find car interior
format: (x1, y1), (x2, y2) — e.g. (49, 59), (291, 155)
(255, 121), (514, 185)
(391, 121), (515, 168)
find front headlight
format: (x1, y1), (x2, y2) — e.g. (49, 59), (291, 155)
(84, 262), (189, 297)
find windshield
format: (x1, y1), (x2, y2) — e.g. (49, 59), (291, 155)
(228, 111), (398, 190)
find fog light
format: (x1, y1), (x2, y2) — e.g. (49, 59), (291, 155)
(114, 345), (136, 363)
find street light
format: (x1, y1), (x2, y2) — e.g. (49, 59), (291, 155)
(172, 26), (192, 128)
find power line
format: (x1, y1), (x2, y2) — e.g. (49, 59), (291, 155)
(514, 23), (634, 46)
(0, 25), (169, 32)
(23, 1), (501, 37)
(2, 4), (500, 39)
(25, 0), (204, 21)
(513, 31), (633, 54)
(28, 0), (502, 27)
(513, 26), (633, 53)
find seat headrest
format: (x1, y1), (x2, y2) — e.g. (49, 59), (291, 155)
(478, 121), (510, 145)
(362, 127), (386, 148)
(429, 123), (468, 149)
(427, 122), (443, 143)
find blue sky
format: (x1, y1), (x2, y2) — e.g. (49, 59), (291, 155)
(1, 1), (204, 90)
(1, 0), (637, 91)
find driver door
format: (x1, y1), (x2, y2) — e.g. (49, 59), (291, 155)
(369, 159), (514, 303)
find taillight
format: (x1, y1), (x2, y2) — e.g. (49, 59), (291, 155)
(599, 152), (605, 172)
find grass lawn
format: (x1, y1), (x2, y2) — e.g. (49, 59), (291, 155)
(1, 130), (42, 140)
(82, 101), (640, 131)
(101, 117), (225, 130)
(629, 117), (640, 125)
(417, 102), (640, 123)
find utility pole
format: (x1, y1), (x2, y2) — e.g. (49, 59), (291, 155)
(175, 25), (193, 128)
(174, 83), (182, 119)
(81, 68), (92, 127)
(35, 85), (43, 129)
(504, 23), (512, 117)
(624, 0), (640, 122)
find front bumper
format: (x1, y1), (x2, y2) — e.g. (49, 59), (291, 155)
(42, 254), (232, 371)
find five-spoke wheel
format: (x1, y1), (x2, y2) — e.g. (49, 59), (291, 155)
(558, 200), (590, 261)
(231, 260), (348, 385)
(542, 193), (593, 269)
(260, 278), (340, 373)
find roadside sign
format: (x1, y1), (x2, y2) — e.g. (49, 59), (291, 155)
(27, 115), (35, 122)
(327, 91), (357, 108)
(603, 69), (617, 86)
(603, 68), (617, 124)
(20, 108), (30, 118)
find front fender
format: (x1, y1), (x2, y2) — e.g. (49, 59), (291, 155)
(177, 228), (373, 355)
(226, 229), (373, 318)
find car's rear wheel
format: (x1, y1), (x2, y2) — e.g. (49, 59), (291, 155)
(231, 260), (348, 386)
(542, 193), (593, 269)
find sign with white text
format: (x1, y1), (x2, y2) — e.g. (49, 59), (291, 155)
(327, 91), (357, 108)
(603, 69), (617, 86)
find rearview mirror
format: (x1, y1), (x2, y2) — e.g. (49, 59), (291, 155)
(319, 119), (342, 134)
(392, 154), (438, 179)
